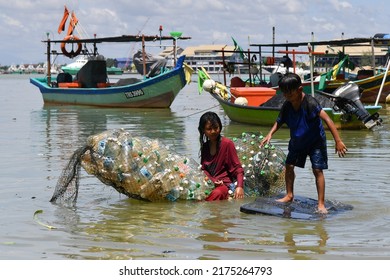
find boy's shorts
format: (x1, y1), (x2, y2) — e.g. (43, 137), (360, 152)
(286, 143), (328, 170)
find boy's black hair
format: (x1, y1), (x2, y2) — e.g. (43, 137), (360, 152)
(278, 73), (302, 93)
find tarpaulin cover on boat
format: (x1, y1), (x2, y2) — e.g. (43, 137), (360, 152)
(133, 50), (167, 77)
(75, 60), (108, 87)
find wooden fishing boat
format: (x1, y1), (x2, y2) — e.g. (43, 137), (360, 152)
(227, 36), (390, 104)
(30, 6), (192, 108)
(199, 63), (382, 130)
(251, 34), (390, 105)
(30, 34), (192, 108)
(210, 88), (382, 130)
(197, 36), (390, 129)
(324, 71), (390, 103)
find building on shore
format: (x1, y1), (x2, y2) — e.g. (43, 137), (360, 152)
(180, 45), (236, 73)
(313, 43), (389, 74)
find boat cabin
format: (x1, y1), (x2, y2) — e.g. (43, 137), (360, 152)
(56, 60), (109, 88)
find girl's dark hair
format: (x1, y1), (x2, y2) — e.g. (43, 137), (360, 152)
(198, 111), (222, 156)
(278, 73), (302, 94)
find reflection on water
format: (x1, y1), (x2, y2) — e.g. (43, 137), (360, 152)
(30, 105), (188, 181)
(283, 222), (329, 259)
(36, 105), (187, 144)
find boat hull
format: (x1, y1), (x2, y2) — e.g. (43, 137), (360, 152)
(211, 93), (382, 130)
(30, 67), (186, 108)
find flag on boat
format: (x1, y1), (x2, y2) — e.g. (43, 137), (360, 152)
(57, 6), (69, 34)
(183, 63), (194, 85)
(197, 68), (210, 94)
(231, 37), (247, 60)
(318, 54), (355, 90)
(332, 53), (355, 80)
(66, 11), (79, 36)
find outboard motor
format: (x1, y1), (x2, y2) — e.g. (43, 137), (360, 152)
(316, 82), (382, 129)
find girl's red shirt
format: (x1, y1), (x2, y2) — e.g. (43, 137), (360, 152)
(201, 136), (244, 188)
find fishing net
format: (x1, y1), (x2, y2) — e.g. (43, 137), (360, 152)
(51, 128), (286, 204)
(234, 132), (286, 197)
(49, 146), (90, 205)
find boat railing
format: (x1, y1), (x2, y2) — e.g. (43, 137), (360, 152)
(215, 47), (317, 88)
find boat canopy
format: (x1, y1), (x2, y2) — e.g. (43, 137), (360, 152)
(44, 34), (191, 44)
(250, 36), (390, 48)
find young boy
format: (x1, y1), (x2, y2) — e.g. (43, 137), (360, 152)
(261, 73), (347, 214)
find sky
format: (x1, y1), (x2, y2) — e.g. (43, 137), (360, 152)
(0, 0), (389, 66)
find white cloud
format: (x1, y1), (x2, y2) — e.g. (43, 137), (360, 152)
(329, 0), (353, 11)
(0, 14), (24, 29)
(0, 0), (388, 65)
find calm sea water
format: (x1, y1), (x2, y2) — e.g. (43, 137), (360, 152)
(1, 73), (390, 260)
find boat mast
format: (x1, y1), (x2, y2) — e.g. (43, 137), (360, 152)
(142, 35), (146, 77)
(258, 46), (263, 82)
(93, 33), (97, 56)
(272, 27), (275, 61)
(173, 37), (177, 67)
(46, 33), (51, 85)
(222, 46), (226, 85)
(169, 31), (182, 68)
(375, 56), (390, 106)
(371, 38), (376, 71)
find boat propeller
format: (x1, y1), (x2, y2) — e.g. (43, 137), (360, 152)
(316, 82), (382, 129)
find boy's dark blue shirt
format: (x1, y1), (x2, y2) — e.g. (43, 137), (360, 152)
(277, 94), (326, 152)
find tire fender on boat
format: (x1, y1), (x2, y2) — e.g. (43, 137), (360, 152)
(61, 35), (82, 58)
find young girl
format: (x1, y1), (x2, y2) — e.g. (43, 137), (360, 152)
(198, 111), (245, 201)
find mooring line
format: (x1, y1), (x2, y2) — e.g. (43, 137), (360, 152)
(183, 104), (221, 118)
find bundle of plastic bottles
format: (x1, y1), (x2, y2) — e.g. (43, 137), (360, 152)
(233, 132), (286, 197)
(77, 129), (286, 202)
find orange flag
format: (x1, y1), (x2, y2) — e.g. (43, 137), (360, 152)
(57, 6), (69, 34)
(66, 11), (79, 36)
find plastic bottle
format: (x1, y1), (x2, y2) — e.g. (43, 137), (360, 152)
(166, 186), (181, 201)
(97, 140), (106, 155)
(139, 166), (153, 180)
(103, 157), (114, 170)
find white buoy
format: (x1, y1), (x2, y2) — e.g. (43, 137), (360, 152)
(234, 97), (248, 106)
(202, 79), (216, 93)
(386, 94), (390, 104)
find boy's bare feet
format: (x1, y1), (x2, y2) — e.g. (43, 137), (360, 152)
(317, 206), (328, 214)
(276, 195), (293, 203)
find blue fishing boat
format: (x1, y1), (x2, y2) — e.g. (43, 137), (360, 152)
(30, 34), (193, 108)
